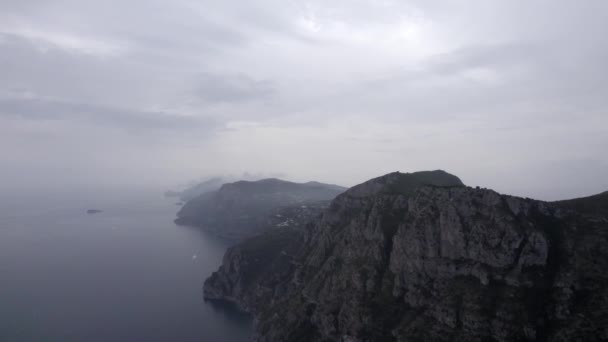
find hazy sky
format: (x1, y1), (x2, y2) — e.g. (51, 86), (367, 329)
(1, 0), (607, 199)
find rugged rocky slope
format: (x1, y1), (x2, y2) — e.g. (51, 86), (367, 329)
(175, 178), (345, 240)
(204, 170), (608, 341)
(554, 191), (608, 218)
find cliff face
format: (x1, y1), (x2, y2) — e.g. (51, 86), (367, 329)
(204, 171), (608, 341)
(175, 178), (346, 240)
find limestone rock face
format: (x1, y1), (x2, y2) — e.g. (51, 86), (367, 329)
(204, 171), (608, 341)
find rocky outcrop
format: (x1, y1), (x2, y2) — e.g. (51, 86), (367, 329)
(204, 170), (608, 341)
(204, 203), (328, 311)
(175, 178), (345, 240)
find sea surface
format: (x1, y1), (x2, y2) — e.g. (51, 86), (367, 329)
(0, 188), (251, 342)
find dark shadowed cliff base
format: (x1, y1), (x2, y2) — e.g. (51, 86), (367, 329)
(204, 170), (608, 342)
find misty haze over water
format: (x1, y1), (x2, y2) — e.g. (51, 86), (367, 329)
(0, 189), (250, 342)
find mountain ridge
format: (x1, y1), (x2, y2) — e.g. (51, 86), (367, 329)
(175, 178), (346, 240)
(553, 190), (608, 218)
(204, 170), (608, 341)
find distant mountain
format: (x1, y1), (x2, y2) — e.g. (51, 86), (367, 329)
(164, 177), (225, 202)
(204, 170), (608, 341)
(175, 178), (346, 240)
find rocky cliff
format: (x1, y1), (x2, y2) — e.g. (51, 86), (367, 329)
(204, 170), (608, 341)
(175, 178), (346, 240)
(554, 191), (608, 218)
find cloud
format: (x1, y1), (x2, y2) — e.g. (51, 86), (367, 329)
(0, 0), (607, 197)
(0, 92), (217, 136)
(0, 27), (126, 57)
(192, 72), (276, 105)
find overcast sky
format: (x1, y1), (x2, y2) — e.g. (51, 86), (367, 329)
(1, 0), (607, 199)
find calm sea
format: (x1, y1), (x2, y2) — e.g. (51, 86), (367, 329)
(0, 188), (250, 342)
